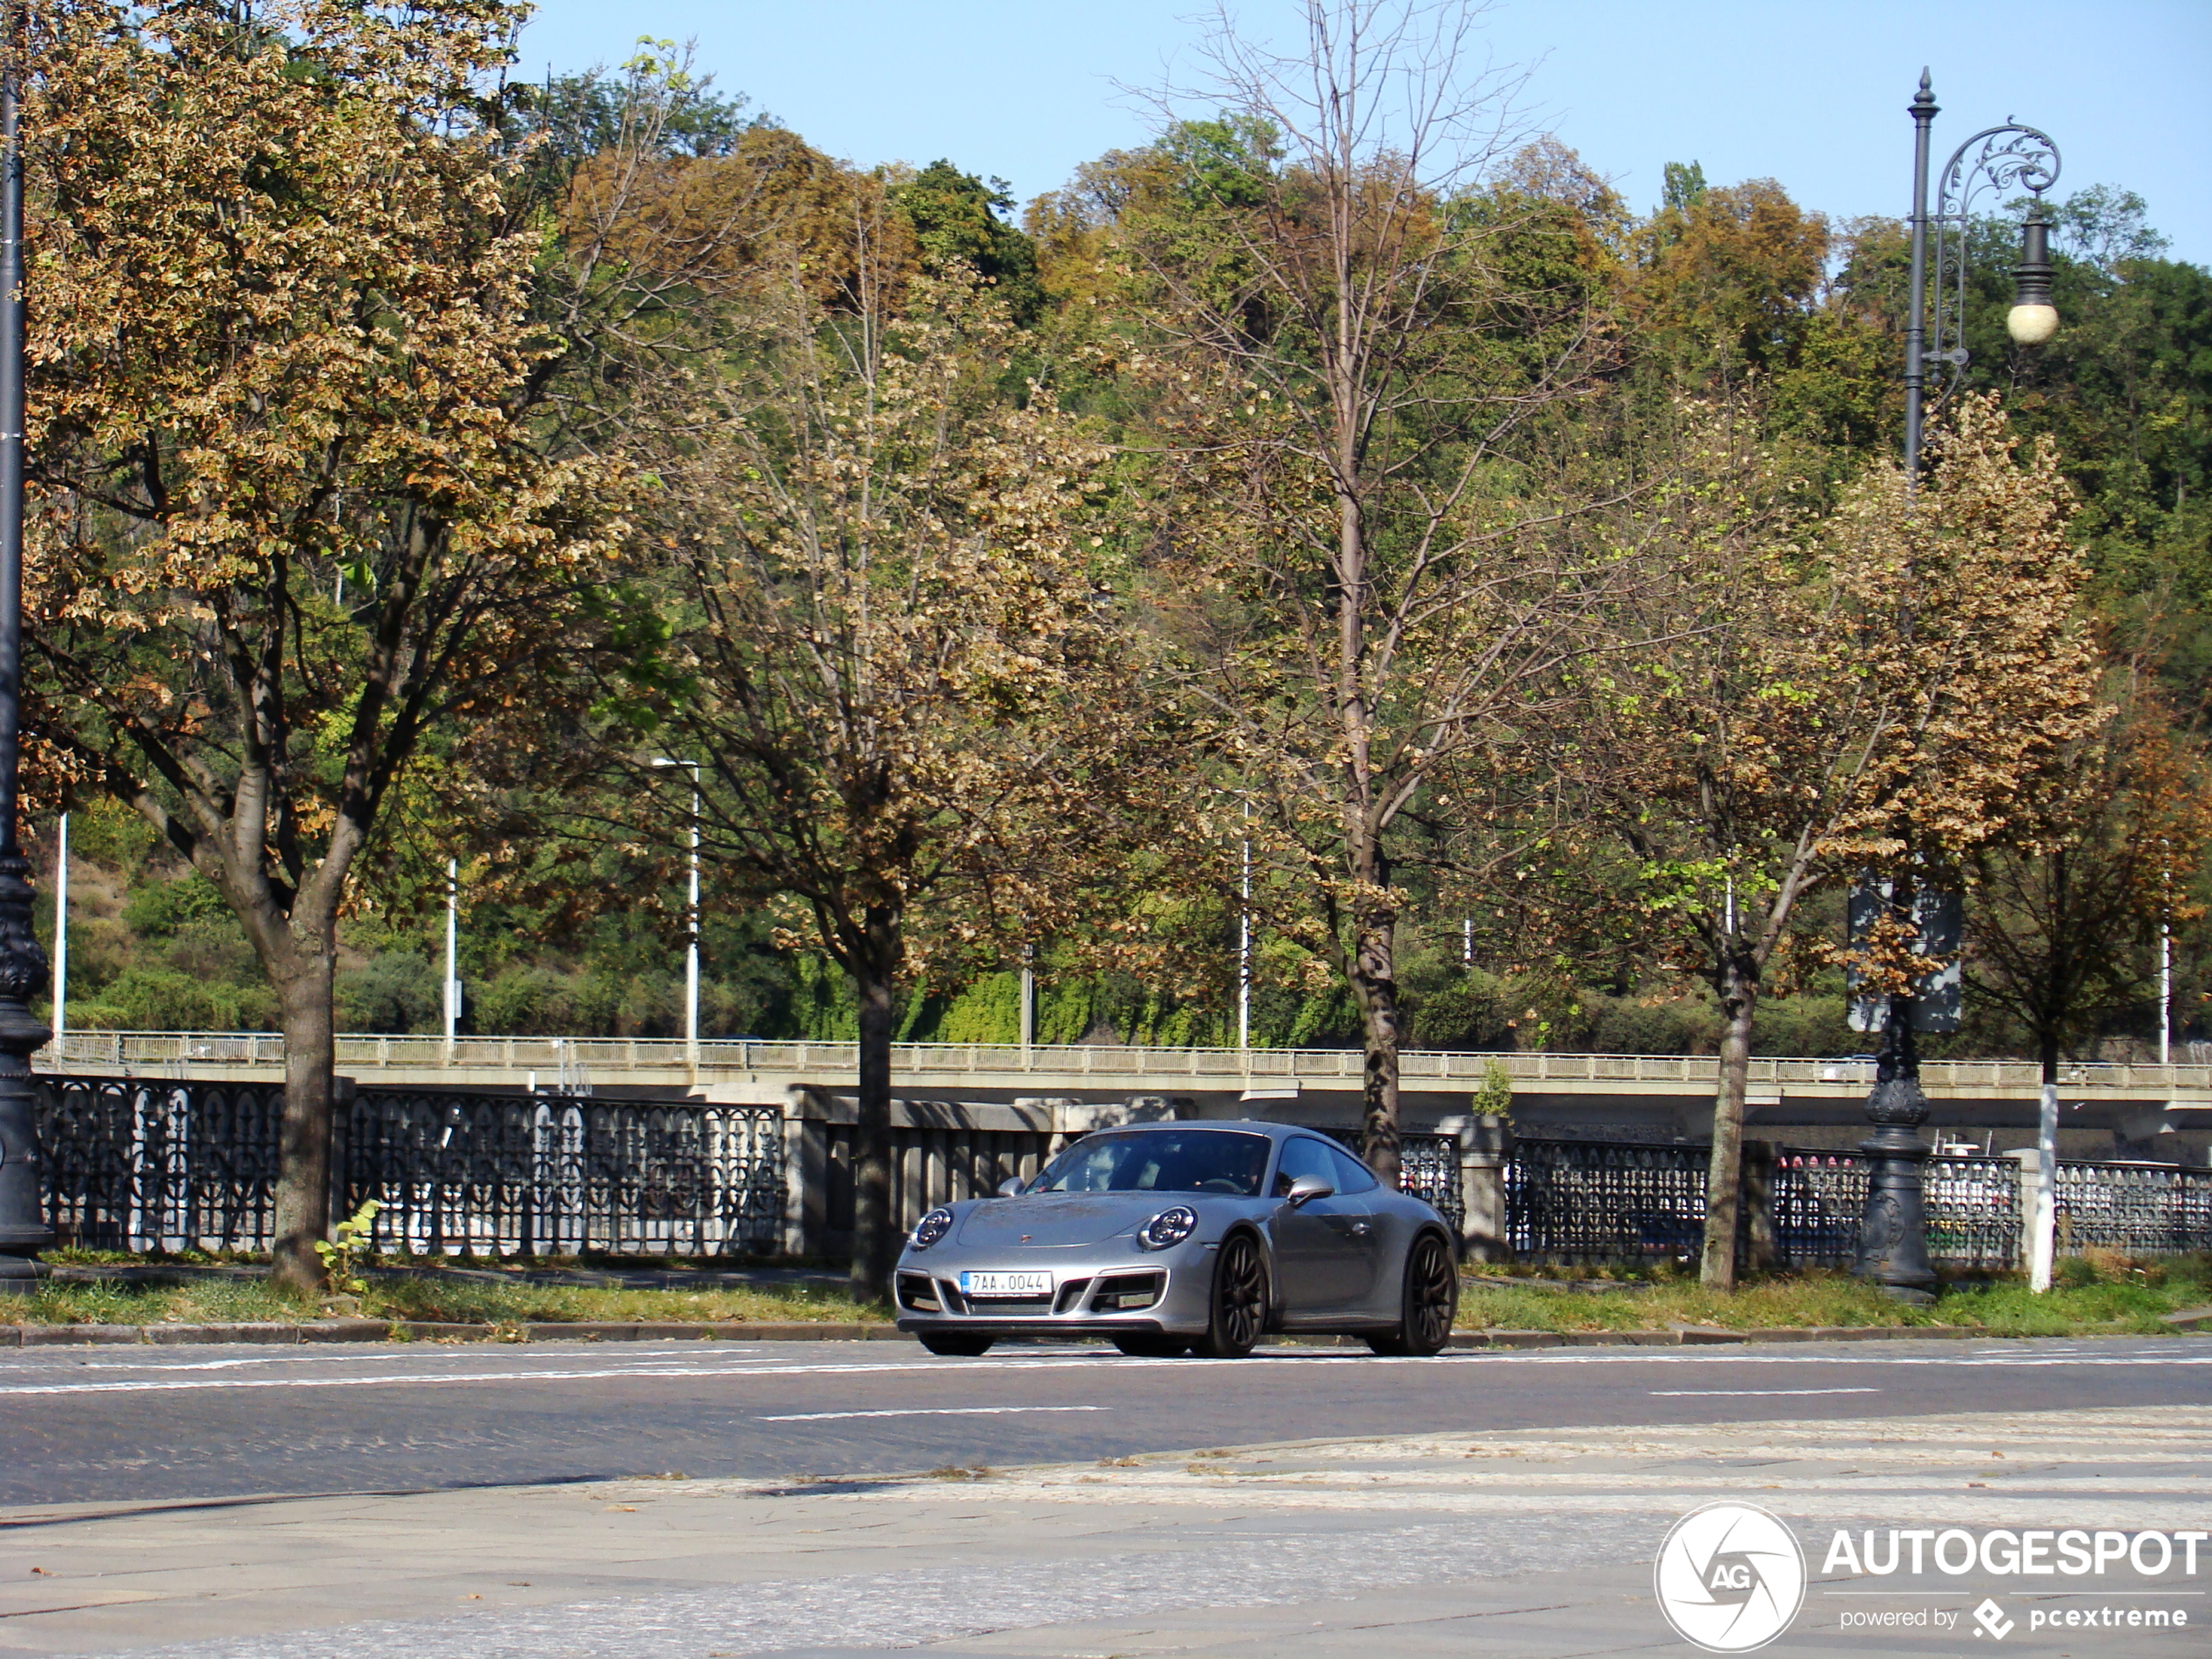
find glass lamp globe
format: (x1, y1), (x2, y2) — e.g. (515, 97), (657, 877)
(2007, 303), (2060, 346)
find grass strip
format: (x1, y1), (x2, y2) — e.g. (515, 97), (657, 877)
(2, 1271), (887, 1329)
(6, 1251), (2205, 1340)
(1460, 1253), (2212, 1338)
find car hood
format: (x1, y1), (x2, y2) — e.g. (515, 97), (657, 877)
(954, 1192), (1188, 1248)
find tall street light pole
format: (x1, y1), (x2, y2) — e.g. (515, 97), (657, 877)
(48, 810), (61, 1047)
(1857, 71), (2062, 1303)
(652, 758), (701, 1068)
(0, 44), (51, 1291)
(442, 857), (459, 1062)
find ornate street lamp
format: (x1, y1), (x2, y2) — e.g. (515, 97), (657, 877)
(1855, 72), (2061, 1303)
(0, 42), (52, 1291)
(1902, 71), (2064, 473)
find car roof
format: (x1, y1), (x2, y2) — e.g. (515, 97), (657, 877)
(1083, 1119), (1318, 1140)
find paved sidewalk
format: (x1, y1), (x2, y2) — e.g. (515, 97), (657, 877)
(4, 1406), (2206, 1657)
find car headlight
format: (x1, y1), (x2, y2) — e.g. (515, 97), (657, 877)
(909, 1207), (954, 1251)
(1136, 1204), (1197, 1251)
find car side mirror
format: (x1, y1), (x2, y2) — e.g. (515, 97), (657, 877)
(1285, 1174), (1334, 1208)
(996, 1177), (1025, 1197)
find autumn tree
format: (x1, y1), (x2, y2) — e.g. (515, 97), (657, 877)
(1965, 672), (2212, 1081)
(613, 170), (1151, 1294)
(1120, 0), (1632, 1184)
(1560, 396), (2103, 1287)
(24, 0), (619, 1287)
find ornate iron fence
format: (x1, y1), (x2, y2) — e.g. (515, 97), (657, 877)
(2054, 1161), (2212, 1254)
(36, 1076), (783, 1258)
(344, 1090), (783, 1258)
(1770, 1149), (2021, 1269)
(1516, 1139), (2033, 1267)
(1770, 1149), (1868, 1265)
(1922, 1154), (2023, 1269)
(1507, 1138), (1707, 1261)
(37, 1076), (285, 1253)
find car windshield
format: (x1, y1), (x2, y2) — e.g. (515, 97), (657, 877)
(1028, 1130), (1271, 1197)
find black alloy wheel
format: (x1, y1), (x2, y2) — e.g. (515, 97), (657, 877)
(1194, 1233), (1267, 1358)
(1366, 1232), (1458, 1357)
(919, 1332), (996, 1357)
(1110, 1334), (1190, 1358)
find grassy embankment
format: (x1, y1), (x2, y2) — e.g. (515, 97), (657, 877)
(1460, 1251), (2212, 1338)
(7, 1249), (2207, 1338)
(6, 1255), (887, 1329)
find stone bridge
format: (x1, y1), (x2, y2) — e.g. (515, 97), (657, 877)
(40, 1030), (2212, 1156)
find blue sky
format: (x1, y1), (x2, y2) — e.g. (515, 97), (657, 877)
(515, 1), (2211, 266)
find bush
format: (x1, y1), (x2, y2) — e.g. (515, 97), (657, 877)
(77, 965), (278, 1031)
(118, 873), (232, 938)
(337, 950), (442, 1034)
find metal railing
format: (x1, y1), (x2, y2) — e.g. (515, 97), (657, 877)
(1509, 1139), (2035, 1268)
(2054, 1161), (2212, 1254)
(36, 1076), (784, 1258)
(39, 1029), (2212, 1094)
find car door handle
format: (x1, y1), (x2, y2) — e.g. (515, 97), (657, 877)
(1349, 1220), (1372, 1238)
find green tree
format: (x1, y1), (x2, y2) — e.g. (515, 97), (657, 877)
(1110, 2), (1642, 1186)
(25, 0), (620, 1288)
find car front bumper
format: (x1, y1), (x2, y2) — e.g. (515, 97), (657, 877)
(892, 1251), (1215, 1338)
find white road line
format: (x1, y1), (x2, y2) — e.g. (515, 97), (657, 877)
(0, 1345), (2201, 1396)
(759, 1406), (1112, 1421)
(0, 1366), (812, 1396)
(1649, 1387), (1882, 1397)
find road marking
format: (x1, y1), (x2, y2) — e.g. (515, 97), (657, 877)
(1649, 1387), (1882, 1397)
(759, 1406), (1113, 1421)
(1, 1345), (2201, 1395)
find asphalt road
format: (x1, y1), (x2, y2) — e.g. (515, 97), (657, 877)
(5, 1333), (2207, 1507)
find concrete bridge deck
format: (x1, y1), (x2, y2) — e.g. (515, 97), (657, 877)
(37, 1030), (2212, 1147)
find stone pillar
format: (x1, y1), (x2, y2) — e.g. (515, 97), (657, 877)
(1739, 1139), (1783, 1273)
(1456, 1116), (1513, 1263)
(327, 1076), (356, 1230)
(781, 1085), (832, 1260)
(2006, 1145), (2043, 1274)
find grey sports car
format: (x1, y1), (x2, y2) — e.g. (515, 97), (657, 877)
(893, 1119), (1459, 1358)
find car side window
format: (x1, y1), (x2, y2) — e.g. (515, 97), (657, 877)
(1273, 1136), (1337, 1197)
(1326, 1144), (1379, 1195)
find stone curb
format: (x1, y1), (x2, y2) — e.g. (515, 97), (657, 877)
(0, 1319), (908, 1347)
(1453, 1324), (1989, 1349)
(0, 1318), (2164, 1349)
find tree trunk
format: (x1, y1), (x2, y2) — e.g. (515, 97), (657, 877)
(269, 947), (337, 1293)
(1351, 906), (1403, 1190)
(848, 906), (900, 1305)
(1702, 954), (1759, 1291)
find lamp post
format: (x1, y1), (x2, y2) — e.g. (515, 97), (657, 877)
(0, 46), (51, 1291)
(1856, 72), (2062, 1304)
(442, 857), (459, 1062)
(651, 758), (701, 1068)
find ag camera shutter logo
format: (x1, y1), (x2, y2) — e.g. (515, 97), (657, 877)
(1656, 1501), (1807, 1652)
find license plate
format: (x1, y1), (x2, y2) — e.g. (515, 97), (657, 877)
(961, 1271), (1053, 1298)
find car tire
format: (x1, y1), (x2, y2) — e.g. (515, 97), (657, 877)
(1192, 1232), (1267, 1359)
(918, 1332), (996, 1357)
(1110, 1334), (1190, 1358)
(1366, 1232), (1458, 1357)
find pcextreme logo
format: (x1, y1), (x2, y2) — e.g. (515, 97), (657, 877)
(1655, 1501), (1808, 1653)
